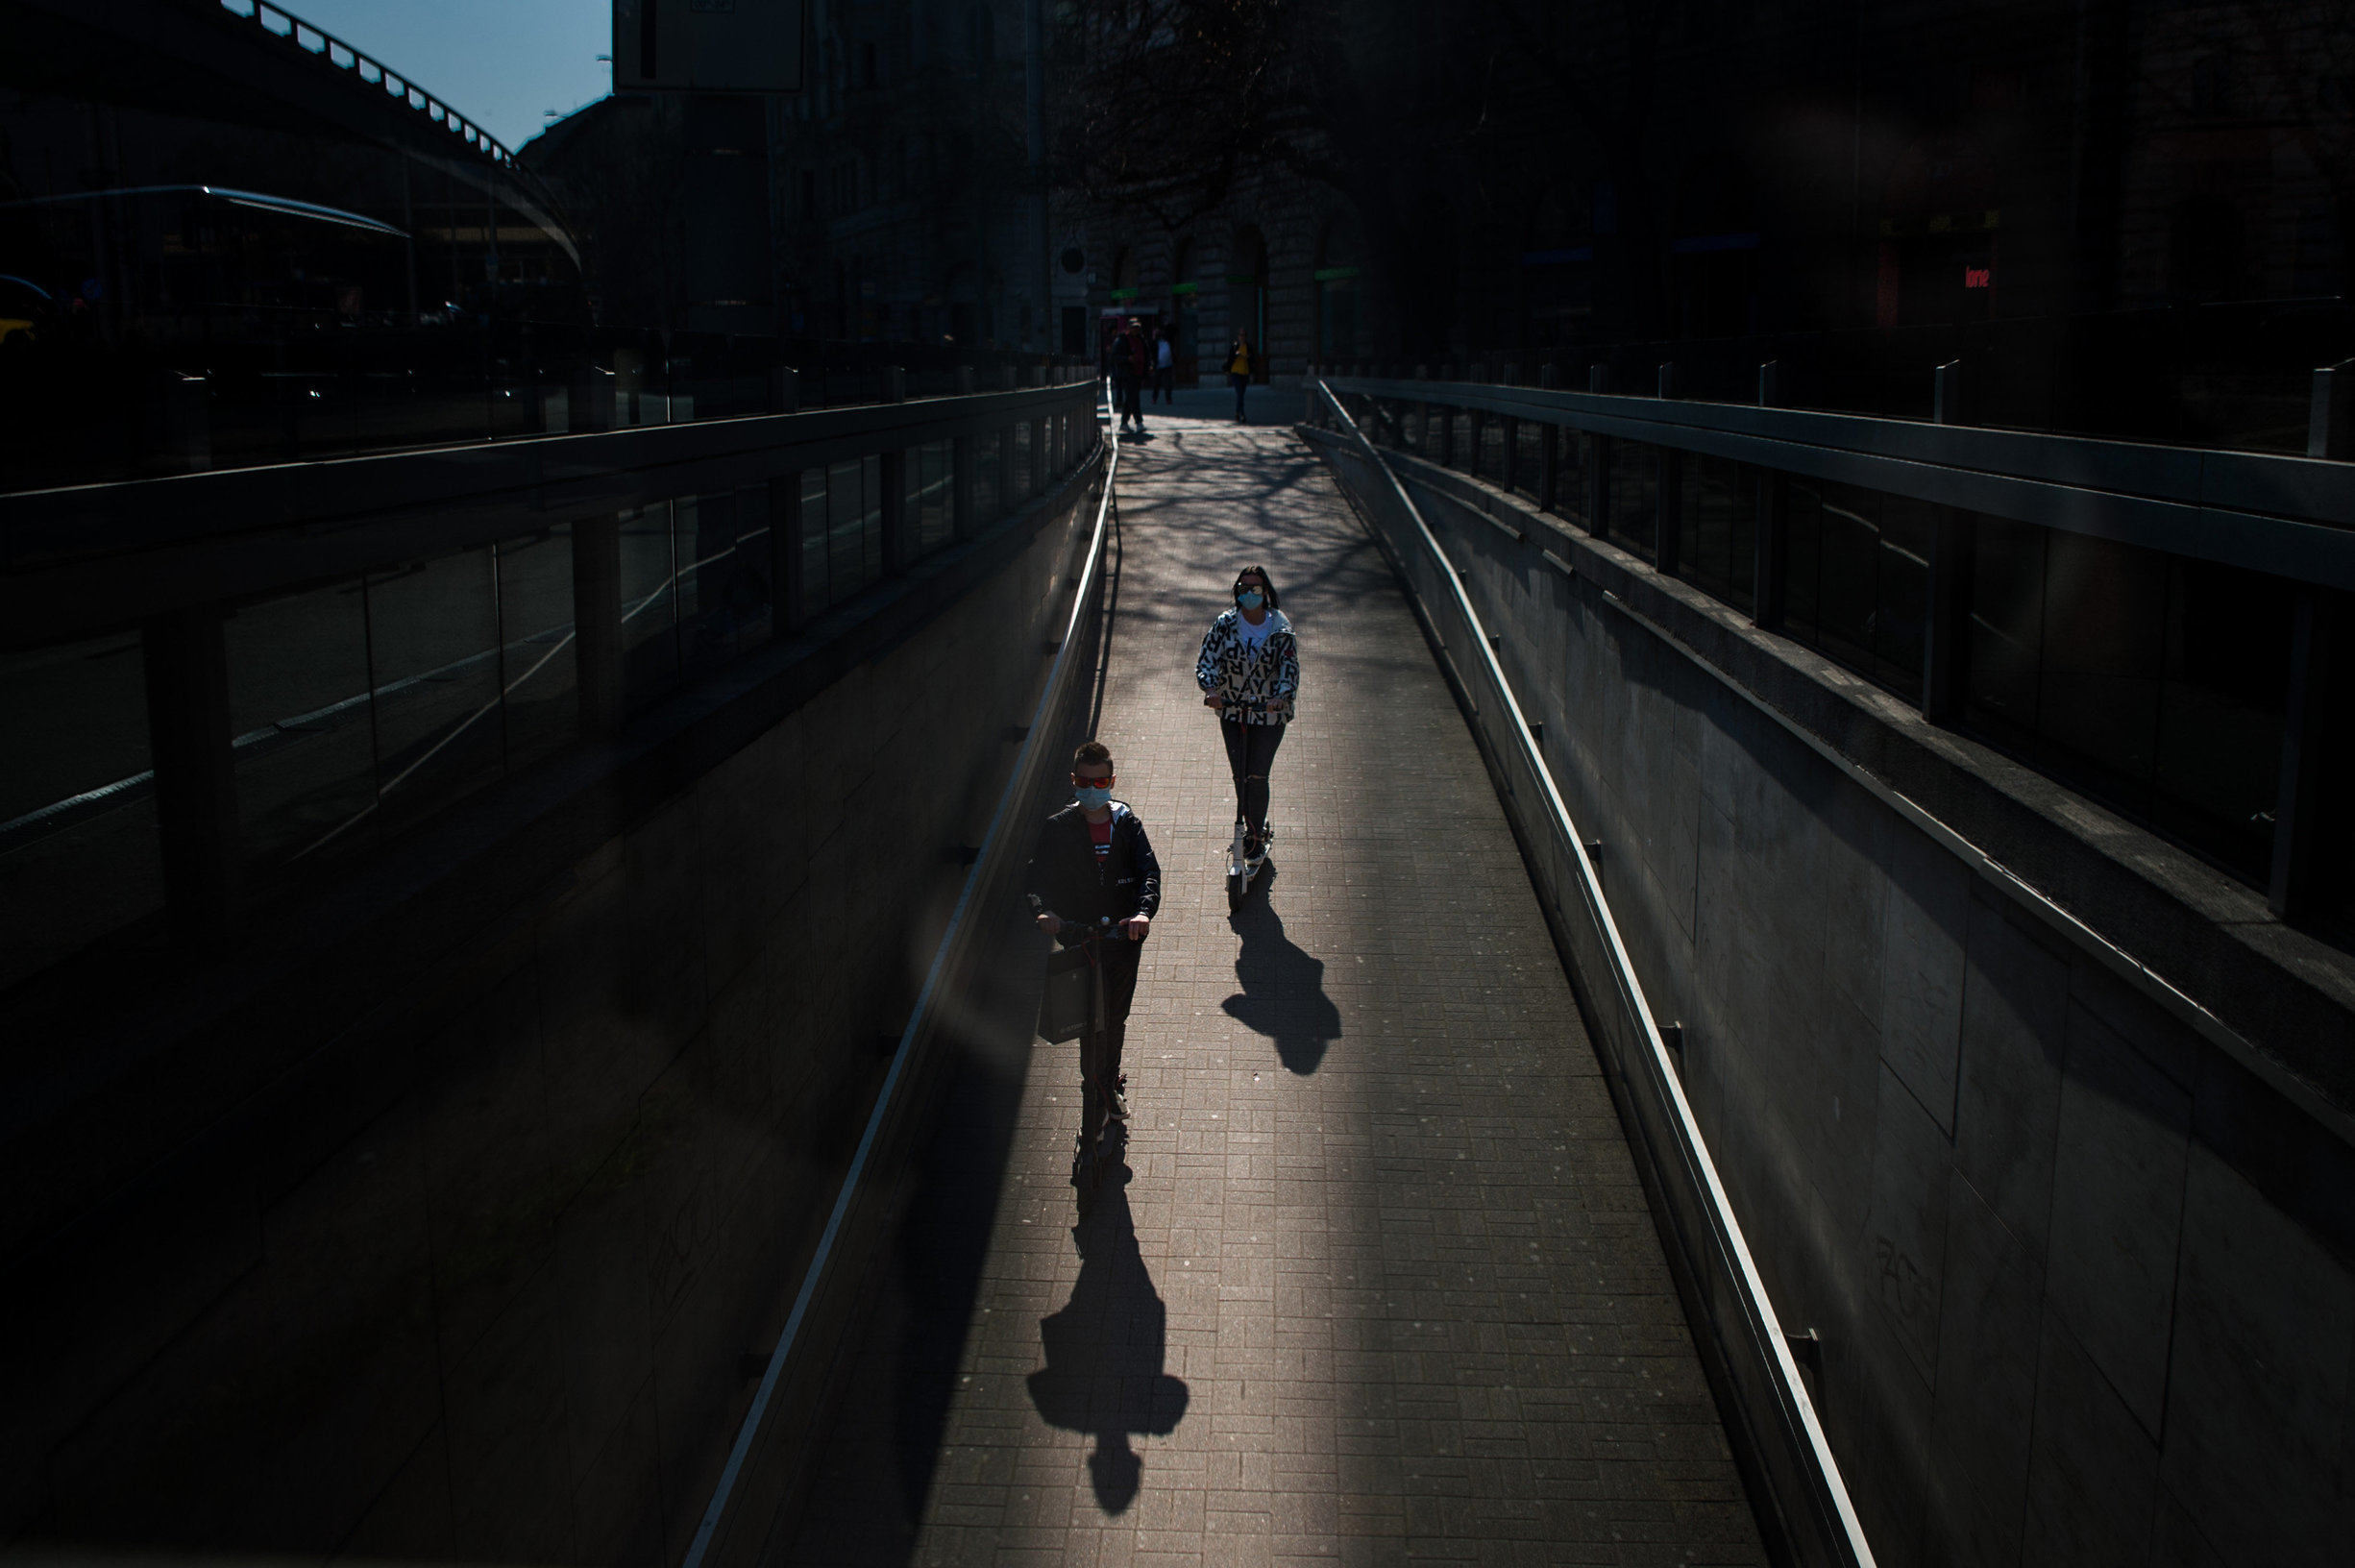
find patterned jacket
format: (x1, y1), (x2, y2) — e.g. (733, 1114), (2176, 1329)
(1195, 608), (1299, 726)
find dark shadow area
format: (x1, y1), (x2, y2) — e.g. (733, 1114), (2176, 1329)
(1022, 1169), (1189, 1514)
(1222, 881), (1345, 1074)
(770, 895), (1049, 1567)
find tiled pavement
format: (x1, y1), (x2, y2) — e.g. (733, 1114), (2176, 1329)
(777, 414), (1765, 1565)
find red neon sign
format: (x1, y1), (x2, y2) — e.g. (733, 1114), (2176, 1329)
(1964, 266), (1992, 289)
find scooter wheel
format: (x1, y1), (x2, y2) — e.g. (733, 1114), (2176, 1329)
(1226, 871), (1245, 913)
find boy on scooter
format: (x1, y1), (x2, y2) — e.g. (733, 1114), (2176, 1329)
(1024, 740), (1162, 1181)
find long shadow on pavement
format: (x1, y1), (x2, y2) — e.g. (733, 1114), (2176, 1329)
(1221, 870), (1345, 1074)
(1023, 1171), (1190, 1514)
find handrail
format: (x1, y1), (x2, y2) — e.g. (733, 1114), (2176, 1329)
(1331, 375), (2355, 589)
(678, 405), (1120, 1568)
(1313, 380), (1877, 1568)
(0, 380), (1105, 649)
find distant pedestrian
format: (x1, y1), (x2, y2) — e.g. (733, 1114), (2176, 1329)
(1152, 326), (1176, 404)
(1227, 332), (1255, 423)
(1114, 317), (1146, 434)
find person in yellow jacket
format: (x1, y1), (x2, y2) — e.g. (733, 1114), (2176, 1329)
(1226, 332), (1255, 424)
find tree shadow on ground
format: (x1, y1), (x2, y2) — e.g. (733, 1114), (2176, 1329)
(1222, 874), (1345, 1073)
(1024, 1170), (1189, 1513)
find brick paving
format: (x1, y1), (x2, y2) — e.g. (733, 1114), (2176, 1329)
(777, 415), (1764, 1566)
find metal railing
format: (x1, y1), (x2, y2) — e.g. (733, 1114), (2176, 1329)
(682, 401), (1120, 1568)
(0, 372), (1104, 990)
(1312, 381), (1876, 1568)
(217, 0), (522, 168)
(1315, 370), (2355, 921)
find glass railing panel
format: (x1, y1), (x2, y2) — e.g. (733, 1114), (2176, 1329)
(496, 526), (579, 774)
(858, 454), (884, 588)
(974, 431), (1001, 526)
(227, 576), (380, 876)
(621, 503), (682, 711)
(0, 631), (164, 990)
(797, 470), (830, 621)
(677, 491), (773, 672)
(365, 548), (506, 840)
(1677, 453), (1756, 616)
(915, 440), (955, 556)
(824, 459), (868, 609)
(1514, 420), (1543, 502)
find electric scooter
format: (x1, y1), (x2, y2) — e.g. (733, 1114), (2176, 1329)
(1215, 697), (1280, 913)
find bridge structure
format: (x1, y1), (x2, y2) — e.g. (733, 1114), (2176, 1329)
(3, 359), (2353, 1568)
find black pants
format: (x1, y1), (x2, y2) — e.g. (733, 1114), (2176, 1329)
(1152, 366), (1175, 403)
(1220, 717), (1286, 837)
(1078, 940), (1141, 1143)
(1117, 375), (1142, 425)
(1229, 372), (1249, 422)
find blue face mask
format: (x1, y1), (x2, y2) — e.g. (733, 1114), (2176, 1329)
(1237, 590), (1264, 611)
(1074, 785), (1112, 810)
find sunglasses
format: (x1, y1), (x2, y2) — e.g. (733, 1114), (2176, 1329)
(1070, 772), (1116, 784)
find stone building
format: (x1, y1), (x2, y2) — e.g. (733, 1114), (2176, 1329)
(1067, 0), (2352, 407)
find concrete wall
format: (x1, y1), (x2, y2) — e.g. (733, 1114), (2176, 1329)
(3, 459), (1104, 1563)
(1316, 438), (2355, 1568)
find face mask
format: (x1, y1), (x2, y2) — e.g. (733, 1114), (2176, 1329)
(1237, 590), (1264, 610)
(1074, 785), (1112, 809)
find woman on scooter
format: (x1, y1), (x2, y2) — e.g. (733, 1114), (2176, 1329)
(1195, 565), (1298, 867)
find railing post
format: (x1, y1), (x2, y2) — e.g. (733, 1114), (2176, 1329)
(1934, 359), (1963, 428)
(1655, 363), (1683, 575)
(880, 448), (909, 572)
(142, 603), (240, 950)
(1586, 365), (1612, 538)
(879, 366), (910, 571)
(771, 471), (808, 633)
(1414, 365), (1432, 462)
(2271, 361), (2355, 919)
(575, 514), (626, 737)
(1924, 361), (1974, 721)
(952, 432), (978, 539)
(1437, 369), (1457, 467)
(770, 363), (799, 415)
(1753, 362), (1785, 629)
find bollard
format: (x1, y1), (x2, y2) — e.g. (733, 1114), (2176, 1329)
(1656, 362), (1680, 401)
(1757, 359), (1779, 407)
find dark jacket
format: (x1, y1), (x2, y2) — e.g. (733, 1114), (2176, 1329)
(1023, 800), (1161, 937)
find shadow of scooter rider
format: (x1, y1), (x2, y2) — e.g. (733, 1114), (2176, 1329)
(1024, 1173), (1190, 1512)
(1222, 889), (1345, 1074)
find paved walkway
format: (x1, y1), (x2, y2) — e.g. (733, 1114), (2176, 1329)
(779, 416), (1764, 1565)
